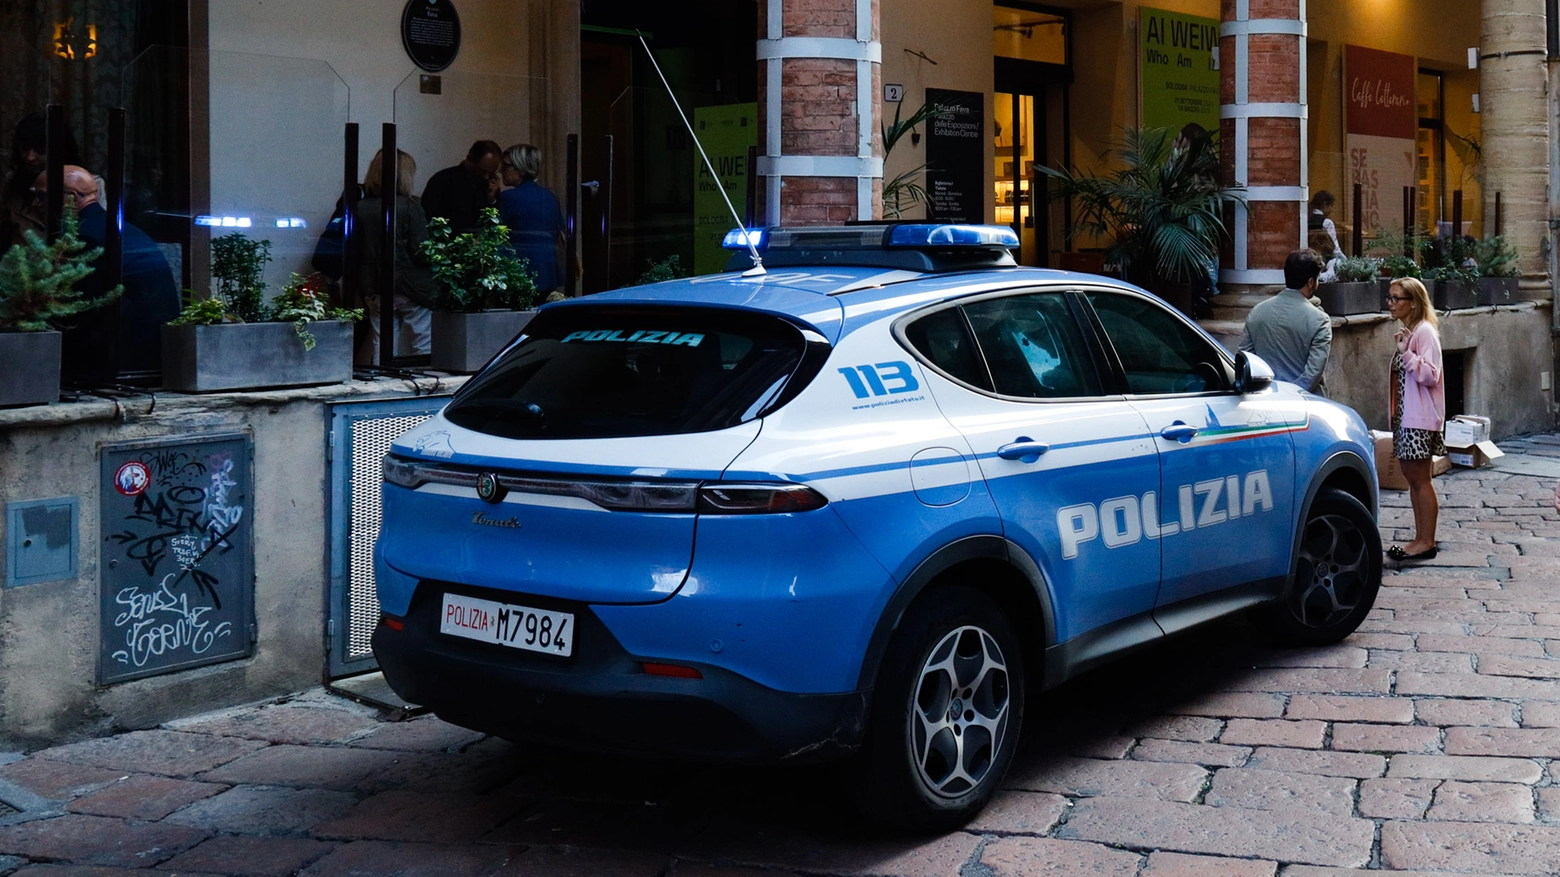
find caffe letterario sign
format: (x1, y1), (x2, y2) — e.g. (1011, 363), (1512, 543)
(402, 0), (461, 72)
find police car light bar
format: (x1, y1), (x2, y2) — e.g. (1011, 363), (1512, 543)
(721, 223), (1019, 252)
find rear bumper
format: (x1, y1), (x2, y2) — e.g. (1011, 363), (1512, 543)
(372, 583), (870, 763)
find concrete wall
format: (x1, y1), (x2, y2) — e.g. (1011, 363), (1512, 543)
(205, 0), (580, 288)
(0, 381), (457, 749)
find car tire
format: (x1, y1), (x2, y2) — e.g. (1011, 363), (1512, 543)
(1259, 487), (1382, 646)
(855, 586), (1024, 831)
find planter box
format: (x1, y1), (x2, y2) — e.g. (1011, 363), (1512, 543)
(0, 330), (62, 408)
(431, 310), (536, 373)
(1477, 276), (1519, 306)
(1430, 278), (1478, 311)
(162, 321), (354, 393)
(1315, 281), (1381, 316)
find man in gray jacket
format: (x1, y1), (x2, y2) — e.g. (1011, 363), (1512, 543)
(1239, 248), (1332, 395)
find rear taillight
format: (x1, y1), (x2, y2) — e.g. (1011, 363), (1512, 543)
(380, 614), (405, 631)
(641, 662), (703, 679)
(697, 482), (828, 514)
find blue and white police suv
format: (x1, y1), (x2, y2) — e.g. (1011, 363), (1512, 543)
(373, 224), (1381, 829)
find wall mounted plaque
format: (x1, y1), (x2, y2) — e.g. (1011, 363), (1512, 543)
(402, 0), (461, 73)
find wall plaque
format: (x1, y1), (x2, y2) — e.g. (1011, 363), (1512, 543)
(99, 434), (255, 684)
(402, 0), (461, 73)
(924, 89), (985, 223)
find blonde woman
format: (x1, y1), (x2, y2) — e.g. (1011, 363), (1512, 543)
(354, 148), (436, 364)
(1385, 277), (1444, 561)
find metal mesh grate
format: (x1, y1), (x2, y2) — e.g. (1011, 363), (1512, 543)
(346, 413), (433, 660)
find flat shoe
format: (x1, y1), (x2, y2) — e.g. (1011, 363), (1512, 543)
(1387, 545), (1437, 561)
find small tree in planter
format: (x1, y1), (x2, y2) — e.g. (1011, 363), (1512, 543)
(1314, 255), (1380, 316)
(210, 232), (273, 322)
(163, 272), (361, 393)
(1474, 234), (1519, 305)
(1369, 228), (1422, 309)
(1039, 127), (1246, 317)
(422, 207), (540, 372)
(0, 212), (121, 406)
(1420, 233), (1480, 310)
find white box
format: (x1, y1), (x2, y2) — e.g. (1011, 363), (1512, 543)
(1447, 439), (1504, 469)
(1444, 415), (1491, 447)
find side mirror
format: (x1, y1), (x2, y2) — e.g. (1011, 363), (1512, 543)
(1234, 351), (1274, 394)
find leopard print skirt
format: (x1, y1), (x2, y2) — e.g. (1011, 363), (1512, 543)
(1391, 352), (1446, 461)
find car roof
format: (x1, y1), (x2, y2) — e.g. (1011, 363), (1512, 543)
(543, 265), (1146, 343)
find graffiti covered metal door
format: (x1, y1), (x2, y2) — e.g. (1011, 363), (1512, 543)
(99, 433), (255, 684)
(327, 397), (449, 678)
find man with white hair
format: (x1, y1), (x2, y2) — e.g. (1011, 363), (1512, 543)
(33, 164), (179, 378)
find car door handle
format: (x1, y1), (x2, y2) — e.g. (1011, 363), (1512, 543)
(1160, 422), (1199, 443)
(997, 437), (1050, 463)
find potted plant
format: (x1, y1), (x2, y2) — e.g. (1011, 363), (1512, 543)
(1370, 228), (1423, 309)
(162, 268), (361, 393)
(1474, 234), (1519, 305)
(0, 212), (121, 407)
(1039, 127), (1246, 317)
(1419, 233), (1480, 311)
(1314, 255), (1380, 316)
(422, 207), (540, 373)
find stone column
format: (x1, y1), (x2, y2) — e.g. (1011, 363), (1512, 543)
(1216, 0), (1306, 299)
(756, 0), (883, 225)
(1481, 0), (1550, 297)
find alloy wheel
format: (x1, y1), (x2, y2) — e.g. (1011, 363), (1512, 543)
(909, 625), (1011, 798)
(1290, 512), (1369, 628)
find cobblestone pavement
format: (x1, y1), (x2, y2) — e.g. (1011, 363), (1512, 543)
(6, 437), (1560, 877)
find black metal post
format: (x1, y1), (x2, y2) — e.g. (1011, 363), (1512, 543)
(103, 107), (125, 383)
(565, 133), (579, 297)
(1452, 190), (1463, 241)
(1403, 186), (1415, 257)
(744, 144), (758, 229)
(1548, 0), (1558, 59)
(380, 123), (396, 368)
(1495, 191), (1503, 236)
(45, 104), (65, 244)
(601, 134), (614, 292)
(1352, 183), (1363, 256)
(341, 122), (359, 309)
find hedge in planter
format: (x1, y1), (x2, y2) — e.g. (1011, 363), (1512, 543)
(0, 212), (121, 407)
(1475, 235), (1519, 305)
(1315, 255), (1380, 316)
(422, 208), (541, 373)
(162, 273), (362, 392)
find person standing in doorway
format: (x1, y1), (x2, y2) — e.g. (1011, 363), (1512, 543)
(1386, 277), (1445, 562)
(1238, 248), (1332, 395)
(420, 140), (502, 234)
(496, 143), (564, 295)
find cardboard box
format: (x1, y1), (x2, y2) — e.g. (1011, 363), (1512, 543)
(1445, 415), (1492, 447)
(1374, 430), (1450, 490)
(1447, 439), (1504, 469)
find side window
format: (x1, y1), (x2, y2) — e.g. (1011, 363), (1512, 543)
(1085, 291), (1230, 395)
(903, 306), (992, 391)
(961, 293), (1102, 399)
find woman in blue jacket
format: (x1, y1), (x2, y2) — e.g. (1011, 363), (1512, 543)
(496, 144), (563, 294)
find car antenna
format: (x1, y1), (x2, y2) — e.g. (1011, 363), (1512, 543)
(636, 30), (765, 277)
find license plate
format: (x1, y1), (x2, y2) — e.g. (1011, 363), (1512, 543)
(440, 593), (574, 657)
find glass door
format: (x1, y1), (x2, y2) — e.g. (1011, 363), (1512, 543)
(994, 3), (1070, 267)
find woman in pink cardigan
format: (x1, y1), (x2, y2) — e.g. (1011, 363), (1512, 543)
(1386, 277), (1445, 561)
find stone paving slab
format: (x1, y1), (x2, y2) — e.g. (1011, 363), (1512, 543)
(5, 438), (1560, 875)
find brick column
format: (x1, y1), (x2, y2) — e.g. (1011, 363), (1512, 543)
(1218, 0), (1306, 289)
(756, 0), (883, 225)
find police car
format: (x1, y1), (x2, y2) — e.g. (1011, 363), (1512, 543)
(373, 223), (1381, 829)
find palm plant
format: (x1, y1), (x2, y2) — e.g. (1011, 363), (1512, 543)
(1038, 127), (1245, 287)
(881, 101), (939, 219)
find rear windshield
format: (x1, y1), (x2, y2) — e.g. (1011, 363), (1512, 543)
(443, 305), (813, 439)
